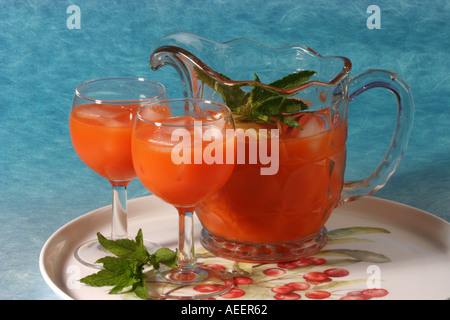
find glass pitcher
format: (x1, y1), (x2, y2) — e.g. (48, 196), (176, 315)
(149, 31), (414, 263)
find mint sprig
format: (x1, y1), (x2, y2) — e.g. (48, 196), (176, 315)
(195, 68), (316, 128)
(80, 229), (177, 299)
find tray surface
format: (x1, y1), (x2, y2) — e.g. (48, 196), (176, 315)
(39, 196), (450, 300)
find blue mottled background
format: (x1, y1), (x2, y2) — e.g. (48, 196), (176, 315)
(0, 0), (449, 299)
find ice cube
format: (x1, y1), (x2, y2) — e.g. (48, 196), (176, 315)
(74, 103), (126, 127)
(295, 114), (325, 137)
(139, 104), (172, 122)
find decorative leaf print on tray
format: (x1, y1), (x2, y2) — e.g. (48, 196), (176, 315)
(326, 227), (390, 244)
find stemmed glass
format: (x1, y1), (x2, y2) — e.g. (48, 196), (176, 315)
(132, 98), (235, 299)
(70, 77), (168, 268)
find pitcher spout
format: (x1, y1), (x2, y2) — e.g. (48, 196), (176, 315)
(150, 32), (223, 99)
(150, 46), (196, 99)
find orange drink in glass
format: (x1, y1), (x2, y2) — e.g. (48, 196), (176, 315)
(69, 77), (167, 268)
(132, 98), (235, 299)
(70, 103), (139, 184)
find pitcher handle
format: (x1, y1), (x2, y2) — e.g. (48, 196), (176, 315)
(341, 69), (415, 203)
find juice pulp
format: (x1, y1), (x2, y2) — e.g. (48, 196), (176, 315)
(132, 115), (235, 208)
(196, 111), (348, 243)
(69, 103), (170, 184)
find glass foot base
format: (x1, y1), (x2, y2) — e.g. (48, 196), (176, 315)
(145, 264), (233, 300)
(74, 238), (161, 269)
(200, 227), (328, 263)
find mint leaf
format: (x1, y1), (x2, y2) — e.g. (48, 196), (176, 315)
(80, 266), (121, 287)
(194, 68), (316, 128)
(80, 256), (144, 295)
(273, 114), (303, 129)
(97, 233), (137, 257)
(79, 229), (178, 299)
(194, 67), (247, 110)
(248, 71), (316, 105)
(270, 70), (317, 90)
(80, 255), (145, 295)
(131, 229), (151, 263)
(132, 277), (148, 300)
(149, 247), (178, 270)
(248, 72), (315, 113)
(278, 98), (309, 113)
(252, 96), (308, 116)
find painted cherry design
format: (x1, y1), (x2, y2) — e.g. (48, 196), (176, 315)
(271, 285), (295, 294)
(303, 271), (332, 283)
(274, 292), (301, 300)
(361, 288), (389, 298)
(340, 289), (389, 300)
(324, 268), (349, 277)
(220, 288), (246, 299)
(234, 276), (253, 285)
(277, 257), (327, 269)
(193, 284), (228, 293)
(305, 290), (331, 299)
(285, 282), (310, 291)
(263, 268), (286, 276)
(196, 258), (389, 300)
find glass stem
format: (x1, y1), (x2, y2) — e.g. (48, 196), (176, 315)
(177, 208), (196, 270)
(111, 185), (128, 240)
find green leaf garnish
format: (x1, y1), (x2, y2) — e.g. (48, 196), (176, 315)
(195, 67), (316, 128)
(149, 247), (179, 270)
(80, 229), (178, 299)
